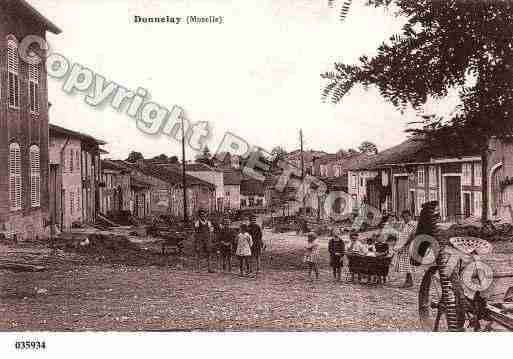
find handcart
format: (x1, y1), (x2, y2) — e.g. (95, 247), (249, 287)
(347, 253), (392, 284)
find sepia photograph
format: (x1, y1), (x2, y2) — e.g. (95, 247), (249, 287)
(1, 0), (513, 356)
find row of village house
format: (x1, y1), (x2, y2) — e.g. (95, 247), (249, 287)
(0, 0), (266, 240)
(346, 137), (513, 223)
(276, 138), (513, 224)
(6, 119), (268, 239)
(264, 139), (513, 225)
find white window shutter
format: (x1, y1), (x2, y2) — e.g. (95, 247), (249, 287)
(7, 37), (20, 108)
(9, 143), (22, 211)
(30, 146), (41, 207)
(7, 38), (19, 73)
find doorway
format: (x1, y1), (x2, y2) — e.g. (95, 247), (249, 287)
(395, 176), (408, 214)
(445, 176), (461, 222)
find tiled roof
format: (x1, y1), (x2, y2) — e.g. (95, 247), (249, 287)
(12, 0), (61, 34)
(50, 124), (107, 145)
(161, 162), (222, 173)
(102, 159), (130, 172)
(348, 138), (431, 171)
(286, 150), (330, 161)
(143, 164), (215, 188)
(107, 160), (215, 189)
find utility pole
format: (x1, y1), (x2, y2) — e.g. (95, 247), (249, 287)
(181, 115), (188, 224)
(300, 129), (304, 179)
(300, 129), (305, 215)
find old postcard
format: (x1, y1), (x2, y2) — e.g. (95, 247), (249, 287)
(1, 0), (513, 356)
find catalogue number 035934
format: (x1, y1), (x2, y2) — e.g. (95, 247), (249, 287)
(15, 341), (46, 350)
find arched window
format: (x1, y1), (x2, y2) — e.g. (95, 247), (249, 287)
(30, 145), (41, 207)
(7, 35), (20, 109)
(9, 143), (22, 210)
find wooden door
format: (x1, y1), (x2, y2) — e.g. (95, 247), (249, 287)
(49, 165), (60, 225)
(463, 192), (471, 218)
(446, 176), (461, 222)
(395, 176), (408, 214)
(366, 177), (381, 210)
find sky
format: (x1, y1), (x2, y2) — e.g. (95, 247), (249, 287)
(29, 0), (460, 161)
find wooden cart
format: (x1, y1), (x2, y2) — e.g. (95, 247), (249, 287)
(347, 253), (392, 283)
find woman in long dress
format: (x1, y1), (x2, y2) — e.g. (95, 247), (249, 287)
(393, 210), (417, 288)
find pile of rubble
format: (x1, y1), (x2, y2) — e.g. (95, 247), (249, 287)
(50, 228), (181, 267)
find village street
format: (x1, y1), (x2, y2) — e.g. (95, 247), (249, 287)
(0, 230), (429, 331)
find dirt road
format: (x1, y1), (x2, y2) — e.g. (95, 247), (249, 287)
(1, 230), (511, 331)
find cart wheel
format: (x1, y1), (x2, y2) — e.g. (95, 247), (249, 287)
(419, 266), (465, 331)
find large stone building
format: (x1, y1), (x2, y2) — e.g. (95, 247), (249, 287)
(0, 0), (60, 239)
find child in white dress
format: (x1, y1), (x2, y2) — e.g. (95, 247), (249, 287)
(236, 224), (253, 276)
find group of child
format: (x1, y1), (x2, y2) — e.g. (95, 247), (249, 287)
(303, 228), (397, 282)
(216, 216), (264, 277)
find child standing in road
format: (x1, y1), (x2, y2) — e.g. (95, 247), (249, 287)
(304, 232), (320, 281)
(236, 224), (253, 276)
(218, 218), (235, 272)
(328, 229), (345, 281)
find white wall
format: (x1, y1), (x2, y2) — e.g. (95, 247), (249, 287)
(49, 136), (83, 229)
(187, 170), (224, 200)
(224, 184), (240, 209)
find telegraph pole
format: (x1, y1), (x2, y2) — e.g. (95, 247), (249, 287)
(300, 129), (304, 179)
(181, 115), (188, 223)
(300, 129), (305, 215)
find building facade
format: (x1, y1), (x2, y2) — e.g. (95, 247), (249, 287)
(48, 124), (106, 230)
(223, 169), (242, 210)
(347, 139), (487, 222)
(0, 0), (60, 239)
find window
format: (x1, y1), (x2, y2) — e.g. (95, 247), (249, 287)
(9, 143), (22, 210)
(429, 166), (437, 187)
(28, 61), (40, 114)
(474, 163), (482, 187)
(351, 174), (357, 190)
(69, 148), (74, 173)
(70, 190), (75, 215)
(77, 192), (81, 214)
(474, 191), (482, 217)
(7, 36), (20, 109)
(417, 190), (426, 215)
(462, 163), (472, 186)
(29, 145), (41, 207)
(381, 170), (388, 187)
(429, 189), (437, 202)
(417, 167), (425, 186)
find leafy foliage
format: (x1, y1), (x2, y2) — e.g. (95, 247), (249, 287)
(195, 146), (214, 166)
(358, 141), (378, 154)
(328, 0), (354, 22)
(322, 0), (513, 144)
(271, 146), (288, 162)
(152, 154), (179, 164)
(323, 1), (513, 220)
(126, 151), (144, 163)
